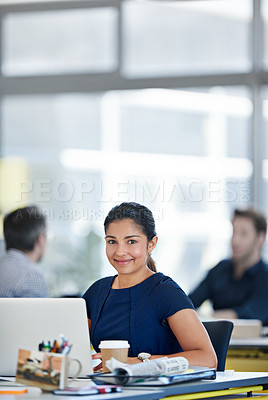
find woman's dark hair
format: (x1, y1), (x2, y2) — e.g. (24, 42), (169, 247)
(104, 202), (157, 272)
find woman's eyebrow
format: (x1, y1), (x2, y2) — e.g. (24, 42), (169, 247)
(125, 235), (141, 239)
(105, 234), (141, 239)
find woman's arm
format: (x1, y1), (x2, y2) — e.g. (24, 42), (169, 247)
(127, 309), (217, 368)
(166, 308), (217, 368)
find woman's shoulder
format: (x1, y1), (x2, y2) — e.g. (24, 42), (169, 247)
(83, 276), (115, 298)
(92, 275), (115, 287)
(143, 272), (184, 295)
(143, 273), (194, 315)
(151, 272), (181, 287)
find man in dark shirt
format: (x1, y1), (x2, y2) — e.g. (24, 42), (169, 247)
(189, 208), (268, 325)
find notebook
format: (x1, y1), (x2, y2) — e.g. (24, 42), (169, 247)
(90, 367), (216, 386)
(0, 298), (93, 377)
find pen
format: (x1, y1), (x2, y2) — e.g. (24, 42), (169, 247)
(53, 385), (122, 395)
(62, 344), (72, 355)
(37, 336), (72, 354)
(43, 341), (51, 352)
(0, 388), (28, 394)
(51, 340), (60, 353)
(38, 341), (44, 351)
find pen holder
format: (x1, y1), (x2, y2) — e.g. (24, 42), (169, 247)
(16, 349), (82, 392)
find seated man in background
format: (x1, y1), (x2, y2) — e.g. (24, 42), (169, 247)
(189, 208), (268, 326)
(0, 205), (49, 297)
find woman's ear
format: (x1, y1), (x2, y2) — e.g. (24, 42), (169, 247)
(148, 236), (158, 253)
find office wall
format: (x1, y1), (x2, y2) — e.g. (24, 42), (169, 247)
(0, 0), (267, 296)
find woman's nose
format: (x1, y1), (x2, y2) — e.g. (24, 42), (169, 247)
(115, 243), (127, 256)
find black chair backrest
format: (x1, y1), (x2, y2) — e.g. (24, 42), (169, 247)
(202, 320), (234, 371)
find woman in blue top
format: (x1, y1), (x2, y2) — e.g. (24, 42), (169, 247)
(83, 202), (217, 369)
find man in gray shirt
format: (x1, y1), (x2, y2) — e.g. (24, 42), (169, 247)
(0, 205), (49, 297)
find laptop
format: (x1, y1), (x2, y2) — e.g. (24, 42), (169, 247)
(0, 298), (93, 377)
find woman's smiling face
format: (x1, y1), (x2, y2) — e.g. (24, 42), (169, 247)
(105, 218), (155, 276)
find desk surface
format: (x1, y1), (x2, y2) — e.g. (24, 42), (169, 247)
(229, 337), (268, 350)
(1, 372), (268, 400)
(227, 338), (268, 372)
(0, 386), (164, 400)
(153, 371), (268, 397)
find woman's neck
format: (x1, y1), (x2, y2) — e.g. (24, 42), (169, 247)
(112, 268), (155, 289)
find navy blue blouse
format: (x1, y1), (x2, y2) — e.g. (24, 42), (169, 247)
(82, 273), (194, 357)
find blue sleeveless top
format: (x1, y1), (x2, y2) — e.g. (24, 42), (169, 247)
(83, 272), (194, 357)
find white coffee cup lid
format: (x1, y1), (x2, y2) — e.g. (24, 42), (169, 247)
(99, 340), (130, 349)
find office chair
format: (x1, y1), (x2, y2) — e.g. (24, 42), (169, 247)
(203, 320), (234, 371)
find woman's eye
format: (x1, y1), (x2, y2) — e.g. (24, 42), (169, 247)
(128, 240), (137, 244)
(107, 240), (116, 244)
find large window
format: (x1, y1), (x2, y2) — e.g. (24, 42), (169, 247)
(0, 0), (267, 297)
(122, 0), (251, 76)
(2, 8), (118, 75)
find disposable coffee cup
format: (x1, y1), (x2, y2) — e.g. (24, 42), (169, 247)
(99, 340), (130, 373)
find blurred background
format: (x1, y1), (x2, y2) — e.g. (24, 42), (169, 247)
(0, 0), (268, 297)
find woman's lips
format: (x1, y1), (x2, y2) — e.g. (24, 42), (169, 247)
(114, 259), (133, 266)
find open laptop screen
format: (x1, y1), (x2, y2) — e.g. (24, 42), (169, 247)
(0, 298), (93, 377)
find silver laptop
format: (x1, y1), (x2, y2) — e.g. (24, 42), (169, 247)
(0, 298), (93, 377)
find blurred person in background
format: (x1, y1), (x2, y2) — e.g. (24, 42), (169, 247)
(0, 205), (49, 297)
(189, 208), (268, 325)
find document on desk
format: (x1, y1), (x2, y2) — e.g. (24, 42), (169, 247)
(89, 359), (216, 387)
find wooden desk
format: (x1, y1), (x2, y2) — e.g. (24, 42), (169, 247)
(226, 338), (268, 372)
